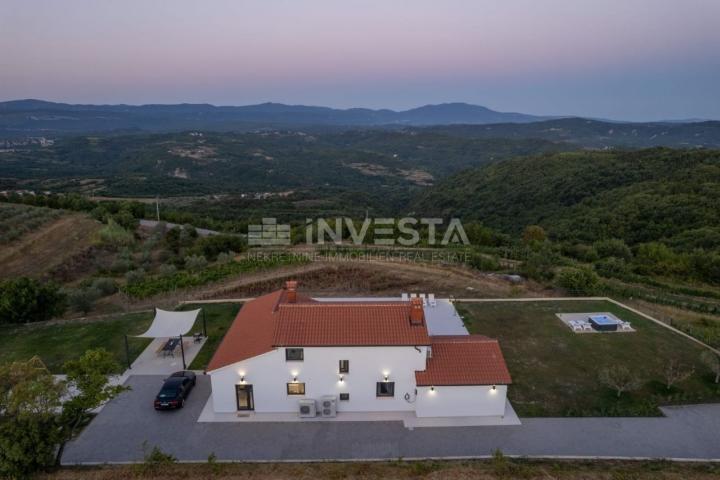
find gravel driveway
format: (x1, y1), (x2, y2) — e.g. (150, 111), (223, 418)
(62, 375), (720, 464)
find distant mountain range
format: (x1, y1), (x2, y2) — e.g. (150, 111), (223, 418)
(0, 99), (550, 137)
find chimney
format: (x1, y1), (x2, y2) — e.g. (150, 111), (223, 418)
(285, 280), (298, 303)
(409, 297), (424, 325)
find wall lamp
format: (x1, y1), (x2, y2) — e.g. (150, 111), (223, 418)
(430, 386), (435, 392)
(383, 374), (389, 382)
(339, 375), (344, 383)
(240, 375), (245, 384)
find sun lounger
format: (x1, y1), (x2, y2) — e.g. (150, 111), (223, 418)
(428, 293), (437, 307)
(419, 293), (427, 306)
(401, 293), (409, 301)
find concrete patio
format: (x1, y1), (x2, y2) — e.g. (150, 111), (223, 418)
(128, 337), (207, 375)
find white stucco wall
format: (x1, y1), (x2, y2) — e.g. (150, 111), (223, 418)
(414, 385), (507, 417)
(209, 345), (428, 413)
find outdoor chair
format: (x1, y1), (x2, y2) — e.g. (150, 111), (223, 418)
(428, 293), (437, 307)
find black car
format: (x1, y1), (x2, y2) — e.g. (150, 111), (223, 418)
(154, 371), (196, 410)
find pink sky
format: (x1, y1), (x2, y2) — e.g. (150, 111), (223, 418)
(1, 0), (719, 120)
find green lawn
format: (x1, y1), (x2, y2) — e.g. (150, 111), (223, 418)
(0, 302), (242, 373)
(182, 302), (241, 370)
(457, 300), (720, 417)
(0, 311), (153, 373)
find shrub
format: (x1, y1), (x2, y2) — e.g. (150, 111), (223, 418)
(594, 238), (632, 260)
(67, 287), (102, 315)
(184, 254), (208, 272)
(90, 277), (118, 296)
(109, 258), (133, 274)
(216, 251), (236, 264)
(125, 269), (146, 285)
(467, 252), (501, 271)
(158, 263), (177, 277)
(557, 266), (599, 295)
(98, 220), (134, 248)
(594, 256), (628, 278)
(522, 225), (547, 244)
(194, 234), (246, 260)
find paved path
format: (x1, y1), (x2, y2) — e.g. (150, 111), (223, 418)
(63, 375), (720, 464)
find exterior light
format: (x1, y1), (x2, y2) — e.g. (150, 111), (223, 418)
(492, 385), (496, 390)
(240, 376), (245, 384)
(383, 375), (389, 382)
(339, 375), (344, 383)
(430, 386), (435, 392)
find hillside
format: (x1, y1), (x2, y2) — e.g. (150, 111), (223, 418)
(0, 203), (101, 279)
(427, 117), (720, 148)
(0, 100), (547, 137)
(413, 148), (720, 248)
(0, 130), (566, 200)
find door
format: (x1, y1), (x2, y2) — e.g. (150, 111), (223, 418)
(236, 384), (254, 411)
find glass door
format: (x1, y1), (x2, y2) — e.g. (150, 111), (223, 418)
(235, 384), (254, 411)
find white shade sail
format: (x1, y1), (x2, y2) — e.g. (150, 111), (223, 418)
(135, 308), (200, 338)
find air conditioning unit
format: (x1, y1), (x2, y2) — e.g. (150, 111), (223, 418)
(298, 399), (316, 418)
(320, 395), (337, 418)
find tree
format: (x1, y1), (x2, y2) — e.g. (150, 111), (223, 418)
(593, 238), (632, 260)
(557, 266), (599, 295)
(599, 365), (643, 398)
(662, 359), (694, 390)
(701, 351), (720, 384)
(0, 277), (66, 325)
(57, 349), (128, 463)
(0, 357), (65, 478)
(184, 254), (208, 272)
(522, 225), (547, 244)
(67, 287), (102, 315)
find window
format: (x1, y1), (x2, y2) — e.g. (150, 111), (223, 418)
(339, 393), (350, 401)
(376, 382), (395, 397)
(285, 348), (304, 361)
(286, 383), (306, 395)
(339, 359), (349, 373)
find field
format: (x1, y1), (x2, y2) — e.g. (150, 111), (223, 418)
(0, 203), (101, 279)
(36, 459), (720, 480)
(457, 300), (720, 416)
(0, 311), (153, 372)
(0, 302), (241, 373)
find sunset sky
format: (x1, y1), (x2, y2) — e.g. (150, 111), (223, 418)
(1, 0), (719, 120)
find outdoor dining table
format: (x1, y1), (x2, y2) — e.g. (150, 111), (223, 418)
(161, 337), (181, 357)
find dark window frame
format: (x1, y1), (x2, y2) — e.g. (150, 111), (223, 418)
(286, 382), (306, 395)
(235, 384), (254, 411)
(339, 393), (350, 401)
(339, 359), (349, 373)
(285, 348), (304, 361)
(376, 381), (395, 397)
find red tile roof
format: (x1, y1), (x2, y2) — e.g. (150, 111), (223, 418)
(415, 335), (512, 386)
(206, 288), (430, 372)
(273, 303), (430, 347)
(206, 290), (283, 372)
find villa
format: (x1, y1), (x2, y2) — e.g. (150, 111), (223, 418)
(206, 281), (511, 419)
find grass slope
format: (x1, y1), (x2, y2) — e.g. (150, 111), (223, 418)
(458, 300), (720, 416)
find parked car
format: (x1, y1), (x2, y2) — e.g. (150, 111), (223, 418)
(154, 371), (197, 410)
